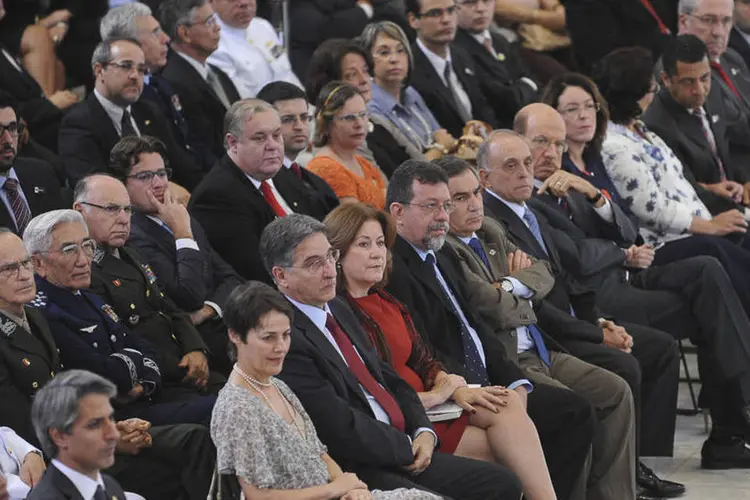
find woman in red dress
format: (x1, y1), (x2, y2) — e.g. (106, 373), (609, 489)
(325, 203), (557, 500)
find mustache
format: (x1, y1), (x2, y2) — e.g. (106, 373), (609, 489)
(1, 144), (15, 153)
(427, 222), (449, 233)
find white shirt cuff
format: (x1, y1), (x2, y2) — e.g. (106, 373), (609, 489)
(508, 379), (534, 394)
(520, 77), (538, 92)
(592, 197), (615, 223)
(505, 277), (534, 299)
(6, 474), (31, 499)
(204, 301), (223, 318)
(358, 2), (374, 18)
(176, 238), (199, 251)
(413, 427), (438, 448)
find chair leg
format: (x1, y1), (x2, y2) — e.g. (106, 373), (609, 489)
(676, 339), (700, 415)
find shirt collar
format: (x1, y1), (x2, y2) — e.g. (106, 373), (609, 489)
(405, 240), (436, 263)
(245, 173), (268, 190)
(283, 156), (293, 169)
(486, 188), (527, 220)
(457, 232), (477, 245)
(175, 50), (209, 81)
(0, 308), (27, 329)
(286, 295), (331, 332)
(416, 38), (452, 76)
(52, 459), (105, 500)
(93, 89), (129, 126)
(369, 82), (401, 114)
(471, 29), (491, 46)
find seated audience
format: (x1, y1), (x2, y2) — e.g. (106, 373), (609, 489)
(72, 175), (226, 395)
(207, 0), (302, 98)
(190, 99), (335, 282)
(382, 161), (596, 500)
(255, 81), (340, 213)
(213, 281), (441, 500)
(27, 370), (127, 500)
(0, 95), (62, 237)
(455, 0), (539, 127)
(405, 0), (499, 138)
(325, 203), (557, 500)
(731, 0), (750, 70)
(0, 228), (215, 499)
(308, 83), (388, 209)
(0, 426), (45, 500)
(58, 38), (205, 190)
(260, 213), (524, 498)
(159, 0), (242, 164)
(360, 21), (458, 163)
(108, 135), (242, 376)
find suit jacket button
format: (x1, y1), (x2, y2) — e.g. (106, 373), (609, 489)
(510, 331), (516, 338)
(522, 314), (528, 320)
(93, 342), (98, 348)
(32, 382), (38, 388)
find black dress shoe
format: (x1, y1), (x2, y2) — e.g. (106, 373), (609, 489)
(637, 485), (661, 500)
(702, 435), (750, 469)
(637, 461), (686, 498)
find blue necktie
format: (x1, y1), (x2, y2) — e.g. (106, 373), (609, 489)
(426, 254), (490, 385)
(527, 324), (551, 366)
(522, 207), (549, 256)
(468, 237), (490, 269)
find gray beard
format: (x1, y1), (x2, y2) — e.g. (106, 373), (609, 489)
(423, 234), (446, 252)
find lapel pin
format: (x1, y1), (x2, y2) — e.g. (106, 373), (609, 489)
(465, 68), (474, 76)
(112, 279), (121, 287)
(293, 201), (298, 207)
(497, 53), (506, 61)
(21, 358), (30, 367)
(488, 249), (497, 256)
(129, 315), (139, 325)
(111, 335), (117, 343)
(712, 115), (719, 123)
(144, 120), (151, 126)
(34, 186), (45, 194)
(732, 68), (740, 75)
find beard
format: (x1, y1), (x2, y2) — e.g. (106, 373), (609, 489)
(0, 142), (16, 171)
(421, 222), (450, 252)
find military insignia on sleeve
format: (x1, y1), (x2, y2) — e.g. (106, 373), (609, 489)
(142, 264), (157, 284)
(80, 325), (98, 333)
(101, 304), (121, 323)
(0, 317), (17, 338)
(270, 43), (285, 59)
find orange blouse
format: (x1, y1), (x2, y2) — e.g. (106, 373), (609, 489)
(307, 155), (386, 209)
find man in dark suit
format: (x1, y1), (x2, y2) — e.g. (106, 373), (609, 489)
(730, 15), (750, 71)
(58, 38), (205, 190)
(383, 160), (600, 500)
(107, 135), (242, 375)
(260, 213), (524, 498)
(405, 0), (498, 138)
(0, 97), (63, 237)
(646, 35), (750, 215)
(190, 99), (336, 283)
(454, 0), (538, 128)
(159, 0), (241, 163)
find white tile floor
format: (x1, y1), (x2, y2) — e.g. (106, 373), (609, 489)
(641, 353), (750, 499)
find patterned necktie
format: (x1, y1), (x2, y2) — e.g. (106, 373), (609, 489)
(121, 108), (138, 137)
(289, 162), (302, 180)
(325, 314), (406, 431)
(260, 181), (288, 217)
(206, 67), (232, 109)
(425, 254), (489, 385)
(522, 207), (549, 257)
(694, 107), (728, 181)
(468, 237), (490, 269)
(3, 178), (31, 234)
(482, 35), (495, 56)
(94, 485), (107, 500)
(443, 63), (472, 123)
(711, 61), (740, 98)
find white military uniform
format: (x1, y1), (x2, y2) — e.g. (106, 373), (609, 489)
(0, 427), (40, 500)
(207, 16), (303, 99)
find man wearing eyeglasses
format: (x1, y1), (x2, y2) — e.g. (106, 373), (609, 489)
(159, 0), (241, 163)
(0, 96), (63, 237)
(58, 38), (205, 190)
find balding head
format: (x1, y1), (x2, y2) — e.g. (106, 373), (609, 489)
(73, 175), (132, 248)
(475, 130), (534, 204)
(513, 103), (568, 181)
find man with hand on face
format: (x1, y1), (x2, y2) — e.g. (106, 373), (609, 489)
(112, 135), (243, 376)
(72, 175), (226, 396)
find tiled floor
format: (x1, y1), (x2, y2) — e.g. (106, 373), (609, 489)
(641, 353), (750, 499)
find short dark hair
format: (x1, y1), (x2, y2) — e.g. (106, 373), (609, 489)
(107, 135), (169, 182)
(404, 0), (421, 17)
(91, 37), (142, 71)
(593, 46), (654, 125)
(257, 81), (308, 106)
(661, 34), (709, 78)
(0, 90), (18, 117)
(158, 0), (206, 42)
(386, 160), (449, 208)
(541, 73), (611, 154)
(305, 38), (373, 107)
(223, 281), (294, 361)
(431, 155), (477, 180)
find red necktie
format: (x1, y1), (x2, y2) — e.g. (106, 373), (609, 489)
(290, 162), (302, 180)
(637, 0), (671, 34)
(260, 180), (287, 217)
(326, 314), (406, 432)
(711, 61), (741, 98)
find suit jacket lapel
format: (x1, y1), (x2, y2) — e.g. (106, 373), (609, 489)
(49, 463), (86, 500)
(483, 193), (547, 259)
(15, 167), (48, 217)
(412, 44), (462, 118)
(87, 94), (121, 153)
(131, 213), (176, 257)
(474, 227), (504, 281)
(393, 236), (457, 314)
(26, 306), (59, 367)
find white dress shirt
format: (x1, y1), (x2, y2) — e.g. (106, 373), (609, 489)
(415, 38), (473, 118)
(93, 90), (140, 137)
(52, 459), (106, 500)
(207, 16), (302, 98)
(470, 30), (538, 92)
(175, 51), (209, 81)
(0, 427), (39, 500)
(0, 168), (30, 233)
(245, 174), (295, 215)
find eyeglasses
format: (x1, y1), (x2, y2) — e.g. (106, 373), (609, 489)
(558, 102), (600, 117)
(689, 13), (732, 29)
(78, 201), (134, 216)
(280, 113), (313, 125)
(404, 201), (456, 215)
(187, 12), (218, 27)
(126, 168), (172, 182)
(333, 111), (369, 123)
(0, 122), (24, 137)
(373, 46), (408, 59)
(44, 239), (97, 259)
(529, 136), (568, 154)
(0, 257), (33, 282)
(289, 248), (340, 273)
(105, 60), (150, 76)
(419, 5), (456, 18)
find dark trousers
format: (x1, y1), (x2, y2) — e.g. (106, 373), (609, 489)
(107, 424), (215, 500)
(115, 394), (217, 427)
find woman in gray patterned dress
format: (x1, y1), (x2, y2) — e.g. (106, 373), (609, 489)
(210, 282), (441, 500)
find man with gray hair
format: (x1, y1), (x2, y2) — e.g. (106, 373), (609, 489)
(261, 213), (524, 499)
(27, 369), (127, 500)
(190, 99), (335, 283)
(159, 0), (241, 161)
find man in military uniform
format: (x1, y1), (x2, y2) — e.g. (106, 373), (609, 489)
(73, 174), (226, 397)
(0, 226), (216, 500)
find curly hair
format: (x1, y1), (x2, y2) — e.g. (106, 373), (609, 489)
(592, 47), (654, 125)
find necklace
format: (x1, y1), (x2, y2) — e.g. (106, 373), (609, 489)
(232, 364), (306, 438)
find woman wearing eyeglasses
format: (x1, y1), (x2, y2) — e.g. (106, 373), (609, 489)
(307, 82), (388, 209)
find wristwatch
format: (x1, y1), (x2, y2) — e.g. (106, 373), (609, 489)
(588, 190), (604, 204)
(499, 279), (514, 293)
